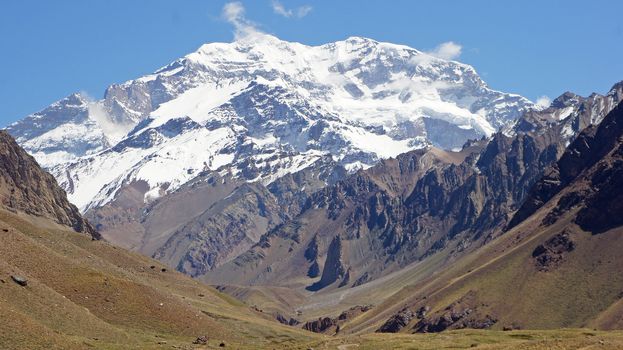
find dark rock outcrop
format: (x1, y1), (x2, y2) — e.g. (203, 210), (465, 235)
(377, 308), (414, 333)
(532, 232), (576, 271)
(276, 313), (300, 326)
(307, 261), (320, 278)
(0, 131), (98, 238)
(10, 275), (27, 287)
(413, 293), (497, 333)
(305, 235), (321, 278)
(352, 272), (370, 287)
(337, 305), (372, 320)
(308, 235), (347, 290)
(510, 98), (623, 230)
(338, 267), (352, 288)
(304, 235), (319, 262)
(414, 312), (497, 333)
(302, 305), (371, 333)
(415, 305), (430, 319)
(192, 336), (209, 345)
(302, 317), (336, 333)
(574, 159), (623, 233)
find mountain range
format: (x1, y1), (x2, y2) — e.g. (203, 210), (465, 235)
(8, 34), (534, 212)
(6, 34), (536, 277)
(204, 81), (623, 324)
(4, 33), (623, 344)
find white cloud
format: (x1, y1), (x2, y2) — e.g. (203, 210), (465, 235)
(410, 41), (463, 66)
(271, 0), (312, 18)
(410, 54), (433, 66)
(271, 0), (291, 17)
(222, 2), (261, 39)
(429, 41), (462, 60)
(297, 5), (312, 17)
(222, 2), (245, 24)
(535, 95), (551, 109)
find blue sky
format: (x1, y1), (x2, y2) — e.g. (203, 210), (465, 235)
(1, 0), (622, 126)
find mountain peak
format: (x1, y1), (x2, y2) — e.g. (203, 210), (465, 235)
(234, 31), (285, 44)
(193, 32), (292, 54)
(342, 35), (378, 44)
(63, 92), (89, 105)
(9, 34), (535, 211)
(550, 91), (582, 109)
(608, 80), (623, 97)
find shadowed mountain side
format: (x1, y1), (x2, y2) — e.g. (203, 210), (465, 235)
(0, 130), (98, 239)
(510, 100), (623, 232)
(344, 100), (623, 334)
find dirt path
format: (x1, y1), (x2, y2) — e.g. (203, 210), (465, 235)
(337, 344), (359, 350)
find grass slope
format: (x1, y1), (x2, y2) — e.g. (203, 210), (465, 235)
(0, 209), (320, 349)
(5, 208), (623, 349)
(339, 192), (623, 334)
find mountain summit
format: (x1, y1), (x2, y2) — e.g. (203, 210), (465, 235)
(7, 35), (534, 212)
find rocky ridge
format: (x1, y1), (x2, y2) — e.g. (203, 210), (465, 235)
(0, 130), (98, 238)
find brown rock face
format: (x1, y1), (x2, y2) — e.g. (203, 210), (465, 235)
(532, 231), (576, 271)
(511, 100), (623, 233)
(154, 182), (286, 277)
(309, 235), (347, 290)
(574, 158), (623, 233)
(302, 317), (337, 333)
(0, 131), (98, 238)
(302, 305), (371, 333)
(377, 308), (415, 333)
(413, 292), (497, 333)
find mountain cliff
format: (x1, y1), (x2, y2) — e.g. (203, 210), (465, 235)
(0, 130), (98, 238)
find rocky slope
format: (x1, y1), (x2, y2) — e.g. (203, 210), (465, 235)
(84, 155), (345, 275)
(0, 130), (98, 238)
(359, 99), (623, 334)
(510, 91), (623, 231)
(153, 181), (286, 276)
(205, 83), (623, 292)
(0, 207), (325, 349)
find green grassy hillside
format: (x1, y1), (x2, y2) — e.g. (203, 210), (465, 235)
(0, 209), (320, 349)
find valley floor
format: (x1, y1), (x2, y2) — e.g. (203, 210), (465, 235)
(4, 325), (623, 349)
(2, 192), (623, 349)
(316, 329), (623, 350)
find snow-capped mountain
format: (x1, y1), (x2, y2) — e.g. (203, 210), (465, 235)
(504, 82), (623, 145)
(7, 33), (535, 211)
